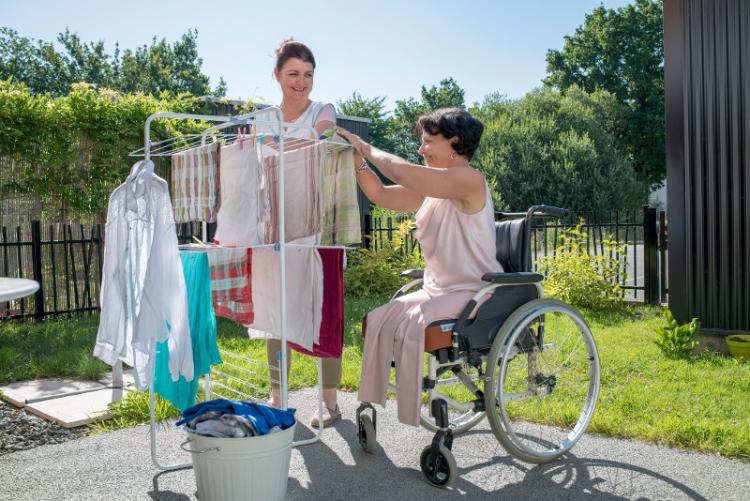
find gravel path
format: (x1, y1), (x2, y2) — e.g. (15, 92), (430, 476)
(0, 401), (88, 455)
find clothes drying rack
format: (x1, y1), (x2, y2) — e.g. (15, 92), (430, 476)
(120, 107), (348, 471)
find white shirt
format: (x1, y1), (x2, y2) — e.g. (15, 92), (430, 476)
(93, 161), (193, 389)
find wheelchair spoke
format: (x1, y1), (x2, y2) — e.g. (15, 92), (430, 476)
(418, 356), (486, 433)
(485, 299), (600, 464)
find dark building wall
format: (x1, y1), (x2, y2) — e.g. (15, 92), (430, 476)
(664, 0), (750, 334)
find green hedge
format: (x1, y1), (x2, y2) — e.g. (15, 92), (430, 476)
(0, 80), (236, 221)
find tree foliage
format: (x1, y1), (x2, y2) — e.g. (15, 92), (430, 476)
(0, 27), (225, 97)
(472, 87), (648, 214)
(390, 78), (466, 163)
(338, 78), (466, 167)
(544, 0), (664, 187)
(336, 91), (394, 152)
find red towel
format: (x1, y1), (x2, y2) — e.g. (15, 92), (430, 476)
(288, 248), (344, 358)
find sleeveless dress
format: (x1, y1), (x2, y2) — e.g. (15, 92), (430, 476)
(358, 181), (503, 426)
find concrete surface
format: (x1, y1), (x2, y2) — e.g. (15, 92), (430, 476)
(1, 387), (748, 500)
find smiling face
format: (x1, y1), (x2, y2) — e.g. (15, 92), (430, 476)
(274, 57), (314, 103)
(418, 131), (459, 168)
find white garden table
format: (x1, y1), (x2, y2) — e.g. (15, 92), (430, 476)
(0, 277), (39, 302)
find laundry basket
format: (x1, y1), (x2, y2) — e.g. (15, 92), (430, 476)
(181, 423), (295, 501)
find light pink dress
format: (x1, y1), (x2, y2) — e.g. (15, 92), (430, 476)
(358, 181), (503, 426)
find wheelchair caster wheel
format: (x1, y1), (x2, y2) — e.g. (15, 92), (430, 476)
(358, 414), (376, 453)
(420, 444), (456, 488)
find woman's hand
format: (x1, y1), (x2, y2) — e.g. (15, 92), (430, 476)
(335, 127), (368, 156)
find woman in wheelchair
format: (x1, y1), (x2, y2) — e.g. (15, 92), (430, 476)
(337, 108), (600, 488)
(337, 107), (501, 425)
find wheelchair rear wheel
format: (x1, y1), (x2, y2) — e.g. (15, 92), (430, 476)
(484, 298), (600, 464)
(419, 357), (486, 433)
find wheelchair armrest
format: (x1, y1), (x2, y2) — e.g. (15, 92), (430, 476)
(400, 269), (424, 279)
(481, 272), (543, 284)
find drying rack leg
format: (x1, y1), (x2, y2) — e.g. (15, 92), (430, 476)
(292, 356), (325, 447)
(149, 386), (193, 471)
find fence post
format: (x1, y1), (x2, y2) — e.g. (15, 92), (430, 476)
(362, 214), (372, 249)
(659, 210), (668, 303)
(30, 220), (45, 320)
(643, 206), (659, 305)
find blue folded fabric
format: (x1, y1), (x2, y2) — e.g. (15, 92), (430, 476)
(177, 399), (296, 435)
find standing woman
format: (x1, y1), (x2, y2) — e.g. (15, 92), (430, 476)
(259, 39), (342, 427)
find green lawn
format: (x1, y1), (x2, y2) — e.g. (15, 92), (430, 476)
(0, 298), (748, 459)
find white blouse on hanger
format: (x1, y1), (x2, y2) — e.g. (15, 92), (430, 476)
(94, 160), (194, 390)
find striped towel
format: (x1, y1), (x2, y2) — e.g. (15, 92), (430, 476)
(171, 142), (221, 223)
(207, 247), (254, 325)
(320, 143), (361, 245)
(261, 142), (325, 243)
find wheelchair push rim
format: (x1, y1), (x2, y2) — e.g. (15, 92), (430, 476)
(484, 298), (601, 464)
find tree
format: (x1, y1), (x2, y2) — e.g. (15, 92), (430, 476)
(472, 87), (648, 214)
(0, 27), (225, 97)
(389, 78), (466, 163)
(544, 0), (664, 187)
(336, 91), (394, 152)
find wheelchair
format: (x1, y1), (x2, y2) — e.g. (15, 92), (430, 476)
(355, 205), (601, 488)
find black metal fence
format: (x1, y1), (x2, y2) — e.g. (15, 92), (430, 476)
(0, 206), (668, 320)
(0, 221), (102, 320)
(363, 206), (668, 305)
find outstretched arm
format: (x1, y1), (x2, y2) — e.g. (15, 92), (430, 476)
(336, 127), (484, 204)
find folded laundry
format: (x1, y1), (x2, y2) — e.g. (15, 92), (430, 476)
(177, 398), (296, 436)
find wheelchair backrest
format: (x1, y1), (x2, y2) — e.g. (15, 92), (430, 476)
(495, 218), (529, 272)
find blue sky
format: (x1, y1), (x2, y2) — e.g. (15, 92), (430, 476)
(1, 0), (633, 112)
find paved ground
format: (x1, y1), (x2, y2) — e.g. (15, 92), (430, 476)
(1, 387), (748, 501)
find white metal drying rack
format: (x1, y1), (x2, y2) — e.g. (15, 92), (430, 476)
(122, 107), (346, 471)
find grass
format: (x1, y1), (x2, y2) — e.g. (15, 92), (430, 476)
(1, 299), (749, 459)
(0, 314), (108, 384)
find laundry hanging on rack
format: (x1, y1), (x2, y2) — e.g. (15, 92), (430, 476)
(247, 246), (324, 351)
(94, 160), (193, 390)
(213, 137), (265, 247)
(320, 141), (361, 245)
(170, 142), (221, 223)
(288, 248), (344, 358)
(259, 140), (326, 244)
(207, 246), (254, 325)
(153, 250), (222, 411)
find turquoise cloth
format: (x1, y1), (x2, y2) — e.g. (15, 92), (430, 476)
(153, 251), (222, 411)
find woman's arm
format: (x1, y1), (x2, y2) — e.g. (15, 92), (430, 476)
(336, 127), (484, 204)
(354, 162), (424, 212)
(314, 103), (336, 135)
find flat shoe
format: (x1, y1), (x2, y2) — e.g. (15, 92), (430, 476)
(309, 404), (341, 428)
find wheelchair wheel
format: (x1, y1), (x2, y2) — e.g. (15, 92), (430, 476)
(420, 444), (456, 488)
(358, 414), (377, 454)
(419, 358), (485, 433)
(484, 298), (600, 464)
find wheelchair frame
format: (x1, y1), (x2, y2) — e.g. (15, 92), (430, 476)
(356, 205), (602, 488)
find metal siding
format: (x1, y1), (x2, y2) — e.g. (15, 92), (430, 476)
(665, 0), (688, 323)
(666, 0), (750, 333)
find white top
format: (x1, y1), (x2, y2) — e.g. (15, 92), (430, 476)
(0, 278), (39, 302)
(93, 160), (193, 390)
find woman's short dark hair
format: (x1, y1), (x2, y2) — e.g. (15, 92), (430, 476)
(415, 107), (484, 160)
(275, 38), (316, 71)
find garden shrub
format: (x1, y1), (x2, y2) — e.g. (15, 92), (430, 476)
(654, 308), (700, 359)
(345, 219), (424, 296)
(536, 220), (627, 310)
